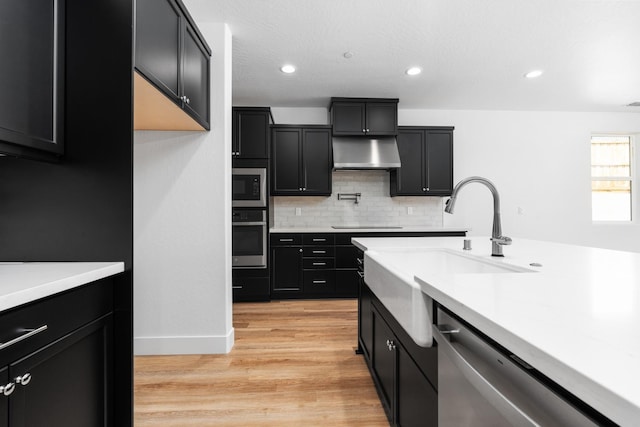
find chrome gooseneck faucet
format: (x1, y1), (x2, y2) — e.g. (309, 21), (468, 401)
(445, 176), (512, 257)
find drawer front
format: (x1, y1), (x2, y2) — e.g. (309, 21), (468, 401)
(335, 245), (361, 268)
(270, 233), (302, 246)
(232, 277), (270, 301)
(302, 234), (335, 246)
(0, 277), (115, 366)
(303, 270), (335, 294)
(302, 258), (335, 269)
(302, 246), (335, 257)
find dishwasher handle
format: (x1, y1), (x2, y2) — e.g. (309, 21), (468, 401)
(433, 324), (540, 427)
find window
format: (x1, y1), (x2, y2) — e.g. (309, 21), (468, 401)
(591, 135), (633, 222)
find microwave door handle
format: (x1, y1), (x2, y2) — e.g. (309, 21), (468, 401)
(432, 325), (539, 427)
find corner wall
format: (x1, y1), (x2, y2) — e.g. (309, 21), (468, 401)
(133, 23), (233, 355)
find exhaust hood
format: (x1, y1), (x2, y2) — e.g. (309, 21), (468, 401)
(332, 136), (401, 170)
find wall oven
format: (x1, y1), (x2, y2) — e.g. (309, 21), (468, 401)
(232, 209), (267, 268)
(232, 167), (266, 207)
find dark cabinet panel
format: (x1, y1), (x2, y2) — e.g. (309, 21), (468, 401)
(182, 24), (210, 127)
(232, 276), (270, 302)
(397, 345), (438, 427)
(372, 308), (396, 420)
(391, 126), (454, 196)
(330, 98), (398, 136)
(232, 108), (271, 160)
(358, 283), (374, 361)
(271, 126), (332, 196)
(0, 367), (6, 427)
(0, 0), (65, 160)
(271, 246), (303, 294)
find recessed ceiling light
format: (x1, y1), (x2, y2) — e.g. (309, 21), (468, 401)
(524, 70), (544, 79)
(406, 67), (422, 76)
(280, 64), (296, 74)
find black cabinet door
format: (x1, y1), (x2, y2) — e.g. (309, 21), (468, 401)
(358, 282), (374, 361)
(0, 0), (64, 160)
(9, 315), (112, 427)
(135, 0), (181, 101)
(0, 367), (6, 427)
(331, 102), (366, 135)
(301, 128), (332, 195)
(271, 246), (303, 293)
(425, 129), (454, 195)
(397, 344), (438, 427)
(234, 109), (270, 159)
(271, 128), (302, 194)
(392, 129), (425, 195)
(372, 308), (396, 421)
(182, 24), (210, 129)
(366, 102), (397, 135)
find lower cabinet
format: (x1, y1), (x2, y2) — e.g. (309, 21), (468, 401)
(0, 277), (117, 427)
(232, 269), (270, 302)
(360, 282), (438, 427)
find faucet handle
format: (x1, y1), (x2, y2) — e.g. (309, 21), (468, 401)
(491, 236), (512, 246)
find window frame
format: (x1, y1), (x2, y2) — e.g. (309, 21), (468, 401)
(590, 134), (635, 224)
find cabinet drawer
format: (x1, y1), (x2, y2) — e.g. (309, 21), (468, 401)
(232, 277), (270, 301)
(302, 234), (334, 245)
(303, 270), (335, 294)
(271, 234), (302, 246)
(0, 278), (114, 366)
(302, 246), (334, 257)
(303, 258), (335, 269)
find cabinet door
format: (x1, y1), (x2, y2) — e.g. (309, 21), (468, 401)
(392, 130), (425, 195)
(365, 103), (397, 135)
(182, 24), (210, 129)
(0, 0), (64, 159)
(0, 367), (6, 427)
(9, 315), (112, 427)
(331, 102), (366, 135)
(372, 309), (396, 421)
(397, 344), (438, 427)
(271, 246), (303, 293)
(301, 128), (332, 195)
(425, 129), (454, 195)
(135, 0), (181, 101)
(271, 128), (302, 194)
(235, 110), (270, 159)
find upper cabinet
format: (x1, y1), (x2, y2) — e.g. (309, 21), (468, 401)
(271, 125), (332, 196)
(0, 0), (65, 161)
(390, 127), (454, 196)
(232, 107), (273, 160)
(330, 98), (398, 136)
(134, 0), (211, 131)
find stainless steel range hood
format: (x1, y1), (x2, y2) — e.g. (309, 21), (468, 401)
(332, 136), (401, 170)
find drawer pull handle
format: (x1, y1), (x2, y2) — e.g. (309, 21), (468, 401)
(279, 238), (294, 242)
(356, 258), (363, 265)
(312, 250), (326, 254)
(232, 285), (243, 290)
(0, 382), (15, 396)
(357, 271), (365, 278)
(312, 280), (326, 284)
(312, 239), (326, 242)
(312, 262), (326, 266)
(0, 325), (48, 351)
(14, 373), (31, 386)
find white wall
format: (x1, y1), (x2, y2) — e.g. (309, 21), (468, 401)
(133, 23), (233, 355)
(399, 109), (640, 252)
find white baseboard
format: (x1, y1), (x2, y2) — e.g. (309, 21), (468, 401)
(134, 327), (235, 355)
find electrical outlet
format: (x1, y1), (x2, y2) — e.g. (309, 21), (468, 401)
(517, 206), (525, 215)
(407, 207), (413, 215)
(295, 207), (302, 216)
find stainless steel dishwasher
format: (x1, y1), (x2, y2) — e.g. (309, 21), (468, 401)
(433, 307), (604, 427)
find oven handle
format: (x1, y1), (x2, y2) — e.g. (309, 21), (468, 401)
(232, 221), (267, 226)
(433, 324), (539, 427)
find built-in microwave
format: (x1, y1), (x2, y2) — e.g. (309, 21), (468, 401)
(232, 168), (266, 207)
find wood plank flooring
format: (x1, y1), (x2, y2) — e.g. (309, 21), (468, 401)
(134, 299), (389, 426)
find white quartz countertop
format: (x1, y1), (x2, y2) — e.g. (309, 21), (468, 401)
(353, 236), (640, 426)
(0, 262), (125, 312)
(269, 226), (468, 234)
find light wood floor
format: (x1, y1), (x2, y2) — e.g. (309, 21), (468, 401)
(134, 299), (389, 426)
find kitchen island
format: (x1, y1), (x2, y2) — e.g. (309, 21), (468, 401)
(353, 236), (639, 426)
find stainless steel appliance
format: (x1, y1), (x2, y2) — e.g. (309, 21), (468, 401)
(232, 167), (266, 207)
(433, 307), (601, 427)
(232, 209), (267, 268)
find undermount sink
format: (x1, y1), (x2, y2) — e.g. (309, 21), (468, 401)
(364, 248), (535, 348)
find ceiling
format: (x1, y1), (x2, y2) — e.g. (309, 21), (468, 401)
(184, 0), (640, 112)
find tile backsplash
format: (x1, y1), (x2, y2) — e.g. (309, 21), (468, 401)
(271, 170), (444, 228)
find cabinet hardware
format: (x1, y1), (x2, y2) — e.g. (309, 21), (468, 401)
(357, 271), (365, 278)
(356, 258), (363, 265)
(14, 373), (31, 386)
(0, 325), (48, 351)
(0, 382), (15, 397)
(312, 280), (326, 284)
(279, 238), (294, 242)
(232, 285), (243, 290)
(312, 239), (326, 242)
(423, 187), (426, 191)
(386, 339), (396, 351)
(299, 249), (303, 253)
(312, 262), (326, 266)
(312, 250), (326, 254)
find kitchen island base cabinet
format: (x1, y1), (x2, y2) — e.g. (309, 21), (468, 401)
(359, 282), (437, 427)
(0, 276), (118, 427)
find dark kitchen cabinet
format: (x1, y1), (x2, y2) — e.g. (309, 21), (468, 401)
(270, 235), (303, 297)
(232, 269), (270, 302)
(0, 0), (65, 161)
(232, 107), (272, 160)
(330, 98), (398, 136)
(372, 306), (397, 419)
(390, 127), (454, 196)
(271, 125), (332, 196)
(135, 0), (211, 130)
(0, 277), (117, 427)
